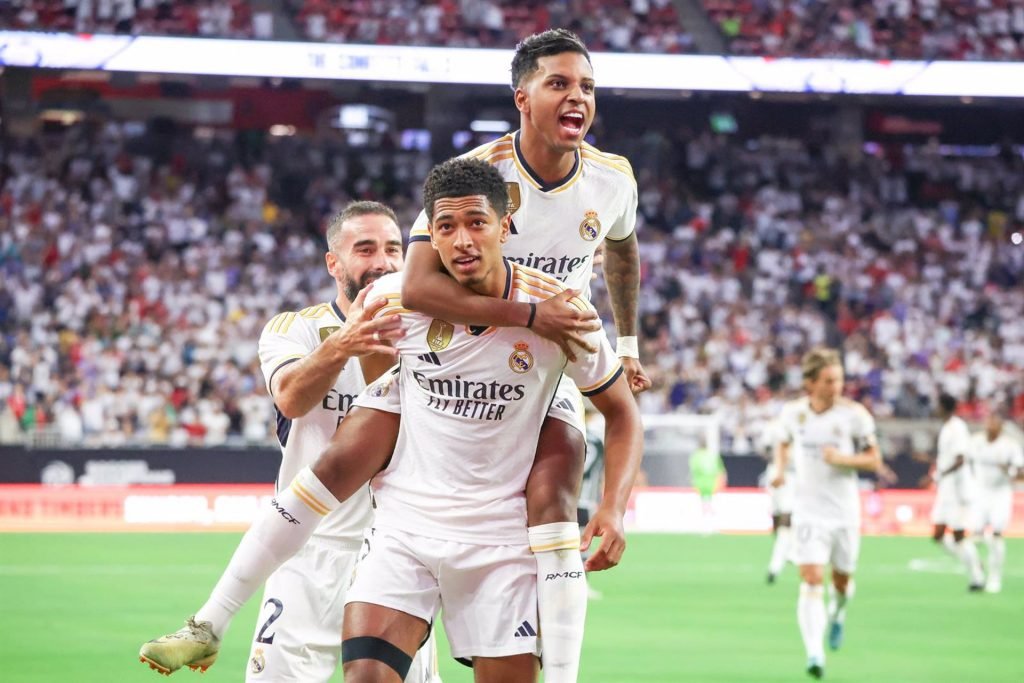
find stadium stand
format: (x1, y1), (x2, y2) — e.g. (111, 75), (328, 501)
(1, 119), (1021, 448)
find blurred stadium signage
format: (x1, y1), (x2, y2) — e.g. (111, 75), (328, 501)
(2, 31), (1024, 98)
(2, 484), (1021, 535)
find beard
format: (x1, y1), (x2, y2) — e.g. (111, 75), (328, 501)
(342, 268), (392, 303)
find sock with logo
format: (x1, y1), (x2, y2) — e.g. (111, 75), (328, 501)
(529, 522), (587, 683)
(797, 582), (826, 662)
(195, 467), (338, 638)
(828, 580), (853, 625)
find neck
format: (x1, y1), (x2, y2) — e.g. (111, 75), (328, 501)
(518, 128), (576, 184)
(467, 259), (507, 299)
(809, 396), (834, 413)
(335, 292), (352, 316)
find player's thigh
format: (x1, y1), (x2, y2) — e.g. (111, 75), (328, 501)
(988, 489), (1014, 534)
(246, 542), (357, 682)
(439, 542), (539, 664)
(792, 521), (830, 577)
(830, 526), (860, 575)
(343, 602), (430, 683)
(525, 413), (586, 525)
(473, 654), (539, 683)
(406, 627), (442, 683)
(313, 406), (401, 499)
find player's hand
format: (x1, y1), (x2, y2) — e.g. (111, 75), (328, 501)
(591, 243), (605, 281)
(877, 462), (898, 486)
(329, 286), (405, 359)
(770, 473), (785, 488)
(531, 289), (601, 362)
(822, 446), (842, 466)
(621, 357), (651, 394)
(581, 506), (626, 572)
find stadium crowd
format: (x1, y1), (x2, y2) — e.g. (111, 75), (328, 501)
(1, 120), (1022, 448)
(709, 0), (1024, 61)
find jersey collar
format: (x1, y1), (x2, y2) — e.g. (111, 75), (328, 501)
(513, 130), (581, 193)
(467, 258), (513, 336)
(330, 300), (347, 322)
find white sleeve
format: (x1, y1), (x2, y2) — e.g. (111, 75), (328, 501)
(564, 298), (623, 397)
(408, 209), (430, 244)
(1010, 442), (1024, 470)
(258, 312), (317, 395)
(777, 406), (796, 446)
(604, 168), (638, 242)
(852, 405), (878, 451)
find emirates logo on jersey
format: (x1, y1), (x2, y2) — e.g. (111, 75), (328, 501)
(579, 210), (601, 241)
(509, 341), (534, 374)
(427, 319), (454, 351)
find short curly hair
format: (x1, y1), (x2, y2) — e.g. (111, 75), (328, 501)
(422, 158), (510, 221)
(510, 29), (591, 89)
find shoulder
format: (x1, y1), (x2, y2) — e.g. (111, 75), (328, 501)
(461, 134), (515, 166)
(510, 263), (588, 312)
(367, 272), (412, 317)
(779, 397), (807, 419)
(580, 142), (636, 184)
(837, 397), (873, 419)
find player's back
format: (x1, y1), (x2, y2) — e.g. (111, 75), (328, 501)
(363, 263), (622, 546)
(258, 303), (374, 544)
(409, 132), (638, 294)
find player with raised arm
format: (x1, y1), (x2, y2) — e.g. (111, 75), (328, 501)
(772, 348), (882, 679)
(339, 157), (642, 683)
(139, 203), (437, 682)
(927, 393), (985, 591)
(969, 411), (1024, 593)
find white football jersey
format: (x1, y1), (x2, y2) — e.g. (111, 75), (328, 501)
(777, 397), (877, 526)
(358, 261), (623, 545)
(409, 131), (638, 296)
(970, 432), (1024, 491)
(258, 302), (373, 544)
(935, 416), (973, 497)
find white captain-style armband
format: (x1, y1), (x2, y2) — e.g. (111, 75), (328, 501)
(616, 335), (639, 359)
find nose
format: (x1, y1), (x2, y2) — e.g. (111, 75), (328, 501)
(453, 226), (474, 250)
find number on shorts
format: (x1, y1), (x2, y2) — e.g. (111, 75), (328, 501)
(255, 598), (283, 644)
(797, 525), (812, 542)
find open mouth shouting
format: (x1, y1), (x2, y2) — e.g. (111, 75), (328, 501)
(559, 110), (586, 137)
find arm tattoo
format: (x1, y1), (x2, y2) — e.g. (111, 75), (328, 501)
(603, 233), (640, 337)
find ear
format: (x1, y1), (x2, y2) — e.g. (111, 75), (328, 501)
(499, 213), (511, 244)
(325, 251), (339, 276)
(513, 87), (528, 115)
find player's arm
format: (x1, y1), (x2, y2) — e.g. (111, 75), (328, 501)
(603, 231), (650, 394)
(823, 442), (883, 473)
(938, 453), (966, 477)
(272, 289), (402, 419)
(401, 238), (600, 361)
(580, 374), (643, 572)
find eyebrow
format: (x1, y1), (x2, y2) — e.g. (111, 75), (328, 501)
(545, 73), (595, 84)
(434, 207), (490, 221)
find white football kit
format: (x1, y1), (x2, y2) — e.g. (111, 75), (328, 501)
(970, 433), (1023, 533)
(930, 415), (974, 529)
(760, 420), (794, 515)
(399, 130), (637, 436)
(345, 263), (623, 661)
(777, 397), (877, 573)
(252, 302), (437, 683)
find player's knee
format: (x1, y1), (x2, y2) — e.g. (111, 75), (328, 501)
(993, 530), (1003, 538)
(526, 422), (586, 525)
(952, 529), (966, 543)
(342, 637), (411, 683)
(799, 566), (824, 585)
(931, 525), (946, 542)
(779, 513), (792, 528)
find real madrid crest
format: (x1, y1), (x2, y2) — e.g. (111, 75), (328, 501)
(579, 210), (601, 241)
(368, 376), (391, 398)
(250, 648), (266, 675)
(509, 341), (534, 374)
(506, 182), (522, 214)
(427, 319), (454, 352)
(798, 412), (807, 424)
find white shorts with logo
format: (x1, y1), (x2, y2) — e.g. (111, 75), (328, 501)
(245, 537), (439, 683)
(791, 520), (860, 574)
(356, 366), (585, 436)
(972, 487), (1013, 533)
(346, 527), (539, 662)
(931, 491), (972, 529)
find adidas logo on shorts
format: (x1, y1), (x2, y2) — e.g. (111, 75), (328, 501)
(513, 621), (537, 638)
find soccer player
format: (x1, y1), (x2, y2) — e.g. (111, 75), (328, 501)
(761, 419), (794, 584)
(928, 393), (985, 591)
(772, 348), (882, 679)
(689, 440), (726, 535)
(340, 157), (642, 682)
(139, 202), (437, 682)
(969, 411), (1024, 593)
(359, 28), (649, 679)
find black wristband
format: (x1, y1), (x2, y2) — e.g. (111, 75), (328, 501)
(526, 302), (537, 328)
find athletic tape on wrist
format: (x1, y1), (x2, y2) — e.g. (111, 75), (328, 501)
(616, 335), (639, 358)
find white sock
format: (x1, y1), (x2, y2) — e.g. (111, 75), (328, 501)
(939, 534), (960, 559)
(828, 580), (853, 625)
(988, 536), (1006, 583)
(958, 538), (985, 586)
(798, 582), (826, 662)
(195, 467), (338, 638)
(769, 527), (792, 575)
(529, 522), (586, 683)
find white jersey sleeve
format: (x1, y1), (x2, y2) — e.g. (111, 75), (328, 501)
(850, 403), (879, 452)
(259, 310), (320, 394)
(409, 209), (430, 244)
(603, 158), (637, 243)
(563, 297), (623, 397)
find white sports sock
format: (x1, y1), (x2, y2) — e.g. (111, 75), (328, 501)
(829, 580), (853, 625)
(529, 522), (586, 683)
(768, 526), (792, 575)
(797, 582), (826, 662)
(939, 534), (960, 559)
(988, 536), (1006, 583)
(195, 467), (338, 638)
(958, 538), (985, 586)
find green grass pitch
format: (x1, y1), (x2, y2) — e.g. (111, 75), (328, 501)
(1, 533), (1021, 682)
